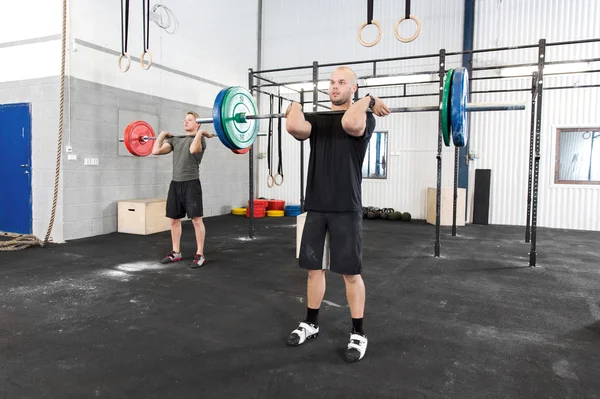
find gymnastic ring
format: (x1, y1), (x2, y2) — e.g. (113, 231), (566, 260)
(267, 174), (275, 188)
(357, 20), (382, 47)
(141, 50), (153, 70)
(274, 174), (284, 186)
(394, 15), (421, 43)
(118, 53), (131, 72)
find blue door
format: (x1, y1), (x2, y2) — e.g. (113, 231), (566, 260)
(0, 103), (32, 234)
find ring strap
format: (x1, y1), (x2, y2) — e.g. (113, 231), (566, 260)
(276, 96), (284, 184)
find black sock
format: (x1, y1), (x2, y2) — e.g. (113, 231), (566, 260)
(352, 318), (365, 335)
(306, 307), (319, 326)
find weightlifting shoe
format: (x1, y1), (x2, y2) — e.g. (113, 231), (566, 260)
(286, 322), (319, 346)
(190, 254), (206, 268)
(344, 332), (368, 362)
(161, 250), (182, 263)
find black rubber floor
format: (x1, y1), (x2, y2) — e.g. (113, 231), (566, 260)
(1, 215), (599, 399)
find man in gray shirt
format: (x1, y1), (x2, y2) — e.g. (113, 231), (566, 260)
(152, 111), (215, 268)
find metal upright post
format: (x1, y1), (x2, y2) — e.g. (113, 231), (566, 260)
(305, 61), (318, 212)
(248, 68), (255, 238)
(530, 39), (545, 267)
(452, 146), (459, 236)
(300, 89), (305, 211)
(312, 61), (319, 110)
(435, 50), (446, 257)
(525, 72), (538, 243)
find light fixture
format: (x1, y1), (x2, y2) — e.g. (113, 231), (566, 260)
(500, 62), (591, 77)
(279, 80), (330, 94)
(546, 62), (591, 74)
(364, 74), (434, 86)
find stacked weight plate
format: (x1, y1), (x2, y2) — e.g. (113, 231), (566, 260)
(284, 205), (302, 217)
(440, 67), (470, 147)
(213, 86), (258, 155)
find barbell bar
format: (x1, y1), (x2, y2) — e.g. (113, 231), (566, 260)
(121, 67), (526, 157)
(194, 101), (525, 125)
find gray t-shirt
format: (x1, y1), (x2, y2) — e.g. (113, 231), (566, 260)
(165, 135), (206, 182)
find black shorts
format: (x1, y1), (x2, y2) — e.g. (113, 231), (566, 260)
(299, 210), (363, 275)
(166, 179), (204, 219)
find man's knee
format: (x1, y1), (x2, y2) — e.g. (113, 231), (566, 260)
(343, 274), (362, 284)
(308, 269), (325, 279)
(192, 217), (204, 226)
(169, 218), (181, 227)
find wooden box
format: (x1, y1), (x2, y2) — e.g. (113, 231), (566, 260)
(426, 187), (466, 226)
(118, 198), (170, 235)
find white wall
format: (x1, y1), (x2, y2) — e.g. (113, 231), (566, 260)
(0, 0), (63, 82)
(470, 0), (600, 231)
(70, 0), (258, 108)
(257, 0), (465, 218)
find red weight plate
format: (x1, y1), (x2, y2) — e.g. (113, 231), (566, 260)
(124, 121), (155, 156)
(231, 146), (251, 155)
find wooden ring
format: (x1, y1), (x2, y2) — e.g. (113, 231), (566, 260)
(275, 174), (284, 186)
(267, 175), (275, 188)
(141, 50), (153, 70)
(358, 20), (382, 47)
(118, 53), (131, 72)
(394, 15), (421, 43)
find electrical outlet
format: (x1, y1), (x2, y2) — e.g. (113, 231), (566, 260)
(68, 154), (77, 161)
(66, 146), (72, 153)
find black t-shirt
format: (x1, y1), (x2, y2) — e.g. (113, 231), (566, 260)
(299, 112), (376, 212)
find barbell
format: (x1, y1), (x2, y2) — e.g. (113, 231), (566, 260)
(121, 67), (526, 157)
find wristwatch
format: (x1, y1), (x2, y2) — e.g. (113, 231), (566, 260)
(365, 93), (376, 109)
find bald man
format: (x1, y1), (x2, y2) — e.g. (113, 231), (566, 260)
(285, 66), (390, 362)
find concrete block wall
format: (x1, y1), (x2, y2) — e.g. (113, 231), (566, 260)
(0, 77), (66, 243)
(62, 77), (249, 240)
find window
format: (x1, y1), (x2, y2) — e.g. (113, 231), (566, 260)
(555, 128), (600, 184)
(362, 131), (387, 179)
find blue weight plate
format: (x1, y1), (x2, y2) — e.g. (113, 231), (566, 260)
(213, 87), (236, 150)
(451, 67), (469, 147)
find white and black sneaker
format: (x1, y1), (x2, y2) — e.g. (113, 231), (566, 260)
(344, 333), (368, 362)
(286, 322), (319, 346)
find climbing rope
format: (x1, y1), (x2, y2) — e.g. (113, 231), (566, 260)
(45, 0), (67, 245)
(0, 233), (44, 251)
(0, 0), (66, 251)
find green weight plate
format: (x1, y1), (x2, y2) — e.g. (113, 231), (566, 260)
(441, 69), (454, 147)
(221, 86), (259, 150)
